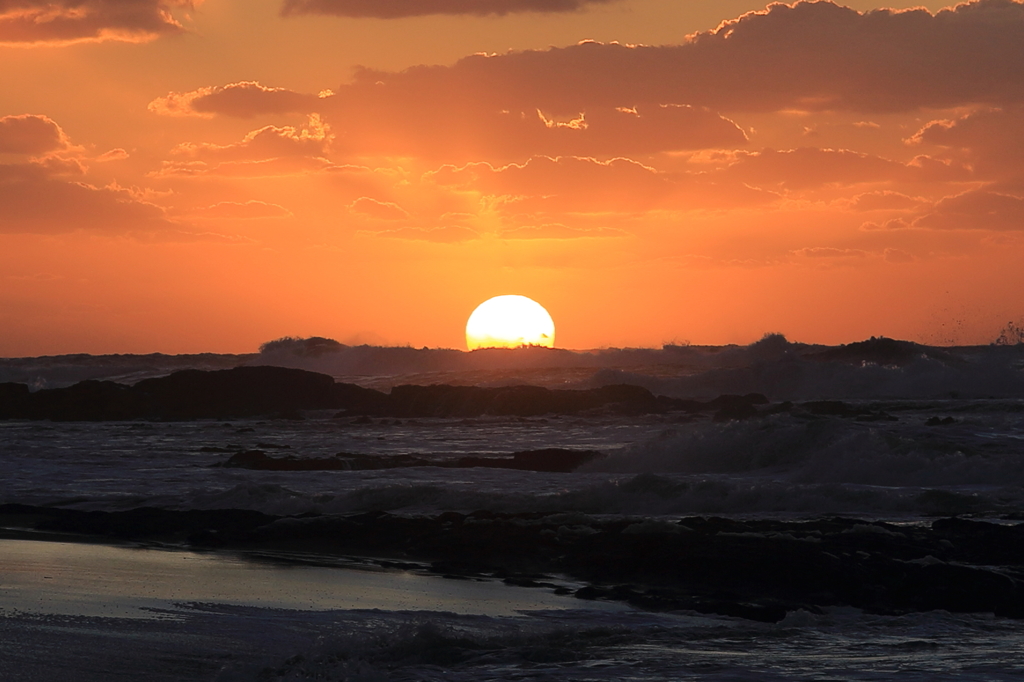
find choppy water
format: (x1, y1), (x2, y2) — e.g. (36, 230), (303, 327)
(5, 339), (1024, 679)
(3, 400), (1024, 518)
(4, 589), (1024, 681)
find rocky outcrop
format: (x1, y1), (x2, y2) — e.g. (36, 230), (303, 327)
(0, 366), (384, 420)
(381, 383), (679, 418)
(0, 367), (770, 421)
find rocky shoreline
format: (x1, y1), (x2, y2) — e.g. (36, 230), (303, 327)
(2, 504), (1022, 623)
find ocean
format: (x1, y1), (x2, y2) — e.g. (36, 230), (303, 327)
(3, 336), (1024, 680)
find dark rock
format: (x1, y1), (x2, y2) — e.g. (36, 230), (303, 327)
(805, 336), (961, 367)
(926, 416), (957, 426)
(0, 382), (30, 418)
(383, 383), (670, 418)
(11, 366), (388, 421)
(28, 380), (136, 421)
(10, 365), (780, 423)
(132, 366), (337, 419)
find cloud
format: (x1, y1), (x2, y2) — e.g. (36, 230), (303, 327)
(156, 115), (337, 177)
(0, 114), (70, 154)
(367, 225), (479, 242)
(497, 223), (626, 239)
(167, 1), (1024, 161)
(914, 189), (1024, 231)
(149, 81), (321, 118)
(429, 154), (778, 213)
(0, 0), (195, 46)
(151, 81), (745, 158)
(847, 190), (925, 212)
(428, 155), (675, 212)
(720, 148), (968, 190)
(172, 116), (332, 162)
(154, 155), (335, 178)
(910, 106), (1024, 180)
(883, 247), (915, 263)
(95, 148), (129, 162)
(337, 1), (1024, 119)
(188, 201), (293, 219)
(348, 197), (410, 220)
(0, 162), (173, 233)
(280, 0), (617, 19)
(793, 246), (867, 258)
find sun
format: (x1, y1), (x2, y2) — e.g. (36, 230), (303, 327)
(466, 295), (555, 351)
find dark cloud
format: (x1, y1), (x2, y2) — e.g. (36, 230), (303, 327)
(720, 148), (969, 190)
(152, 2), (1024, 164)
(0, 162), (173, 233)
(910, 106), (1024, 180)
(914, 189), (1024, 231)
(280, 0), (617, 19)
(151, 83), (745, 159)
(0, 114), (69, 154)
(0, 0), (193, 45)
(149, 81), (321, 118)
(343, 0), (1024, 115)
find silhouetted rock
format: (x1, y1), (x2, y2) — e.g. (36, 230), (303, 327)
(806, 336), (961, 367)
(28, 380), (135, 421)
(4, 365), (777, 422)
(132, 366), (336, 419)
(331, 382), (389, 415)
(384, 383), (671, 418)
(926, 416), (957, 426)
(1, 366), (387, 421)
(0, 382), (30, 418)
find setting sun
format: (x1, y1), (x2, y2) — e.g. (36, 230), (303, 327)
(466, 295), (555, 351)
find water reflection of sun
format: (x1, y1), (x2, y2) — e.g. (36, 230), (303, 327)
(465, 295), (555, 351)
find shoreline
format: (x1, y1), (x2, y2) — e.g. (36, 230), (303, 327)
(0, 533), (616, 621)
(5, 504), (1024, 623)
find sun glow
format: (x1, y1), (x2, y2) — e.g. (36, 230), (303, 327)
(465, 295), (555, 351)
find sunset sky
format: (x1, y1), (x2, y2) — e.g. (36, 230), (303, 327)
(2, 0), (1024, 355)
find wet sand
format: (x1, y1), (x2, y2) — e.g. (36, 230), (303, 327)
(0, 537), (615, 620)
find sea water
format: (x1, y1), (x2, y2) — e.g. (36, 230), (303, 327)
(3, 407), (1024, 680)
(5, 342), (1024, 679)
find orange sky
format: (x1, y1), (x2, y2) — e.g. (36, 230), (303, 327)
(2, 0), (1024, 354)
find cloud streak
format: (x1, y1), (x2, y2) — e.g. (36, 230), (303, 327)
(280, 0), (617, 19)
(149, 81), (321, 118)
